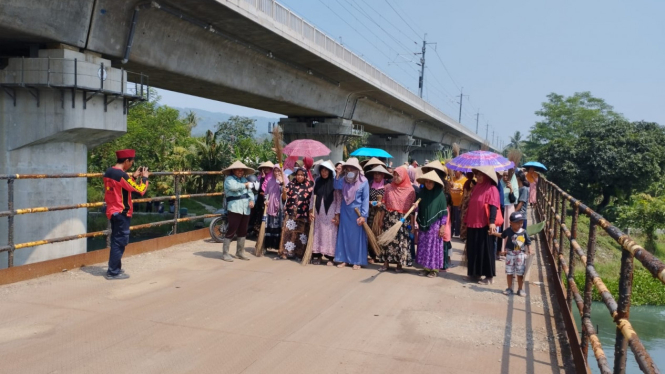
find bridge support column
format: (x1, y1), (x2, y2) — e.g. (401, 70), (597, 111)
(0, 48), (133, 268)
(366, 135), (421, 167)
(279, 117), (363, 163)
(409, 143), (445, 165)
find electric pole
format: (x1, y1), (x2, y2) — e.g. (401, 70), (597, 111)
(416, 34), (436, 98)
(486, 123), (489, 142)
(475, 111), (480, 134)
(492, 130), (495, 147)
(458, 88), (463, 123)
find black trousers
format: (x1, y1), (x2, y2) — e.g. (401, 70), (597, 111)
(108, 213), (131, 276)
(226, 211), (250, 239)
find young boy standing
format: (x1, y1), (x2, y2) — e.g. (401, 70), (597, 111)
(493, 212), (531, 296)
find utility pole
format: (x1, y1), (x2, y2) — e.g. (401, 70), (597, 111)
(456, 88), (469, 123)
(416, 34), (436, 98)
(492, 130), (495, 147)
(486, 123), (489, 142)
(475, 111), (480, 134)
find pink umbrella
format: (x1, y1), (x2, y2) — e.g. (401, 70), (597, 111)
(282, 139), (331, 158)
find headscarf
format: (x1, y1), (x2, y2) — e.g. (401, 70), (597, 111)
(417, 183), (448, 232)
(384, 166), (416, 213)
(314, 164), (335, 214)
(465, 173), (501, 228)
(261, 168), (273, 192)
(265, 166), (284, 216)
(342, 166), (367, 205)
(370, 173), (385, 190)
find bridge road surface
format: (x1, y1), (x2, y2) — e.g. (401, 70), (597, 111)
(0, 210), (575, 373)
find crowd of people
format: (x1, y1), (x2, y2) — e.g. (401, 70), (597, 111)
(220, 156), (539, 294)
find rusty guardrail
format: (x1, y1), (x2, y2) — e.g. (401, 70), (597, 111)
(537, 178), (664, 374)
(1, 171), (225, 268)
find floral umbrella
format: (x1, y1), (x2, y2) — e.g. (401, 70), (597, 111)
(283, 139), (331, 158)
(445, 150), (514, 173)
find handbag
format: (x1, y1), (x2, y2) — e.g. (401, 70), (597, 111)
(485, 204), (504, 227)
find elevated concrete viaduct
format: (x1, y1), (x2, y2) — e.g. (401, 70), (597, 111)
(0, 0), (493, 265)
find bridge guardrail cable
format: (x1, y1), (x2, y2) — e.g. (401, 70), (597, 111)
(1, 171), (225, 267)
(537, 177), (662, 374)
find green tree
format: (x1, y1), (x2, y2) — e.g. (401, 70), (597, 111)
(508, 131), (524, 150)
(539, 120), (665, 211)
(526, 92), (625, 158)
(617, 194), (665, 253)
(215, 116), (256, 142)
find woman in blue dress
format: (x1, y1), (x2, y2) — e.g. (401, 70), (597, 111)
(334, 158), (370, 270)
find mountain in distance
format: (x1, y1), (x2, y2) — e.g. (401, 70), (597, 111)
(173, 107), (284, 138)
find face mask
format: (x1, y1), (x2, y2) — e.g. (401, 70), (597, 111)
(346, 172), (356, 180)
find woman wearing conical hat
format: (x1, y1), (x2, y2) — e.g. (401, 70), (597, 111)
(222, 161), (256, 262)
(415, 171), (448, 278)
(365, 165), (391, 263)
(309, 161), (342, 265)
(334, 158), (370, 270)
(248, 161), (275, 236)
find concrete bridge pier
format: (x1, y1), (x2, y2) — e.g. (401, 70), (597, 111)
(0, 48), (131, 268)
(366, 135), (421, 168)
(409, 143), (445, 166)
(279, 117), (362, 163)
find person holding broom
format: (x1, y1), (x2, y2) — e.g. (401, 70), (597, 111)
(365, 165), (391, 264)
(333, 158), (370, 270)
(378, 166), (416, 273)
(309, 161), (341, 265)
(415, 171), (448, 278)
(262, 165), (286, 253)
(277, 167), (313, 261)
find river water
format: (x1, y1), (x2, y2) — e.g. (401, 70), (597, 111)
(573, 302), (665, 373)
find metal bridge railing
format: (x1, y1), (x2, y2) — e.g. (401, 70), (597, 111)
(0, 171), (225, 268)
(537, 178), (664, 374)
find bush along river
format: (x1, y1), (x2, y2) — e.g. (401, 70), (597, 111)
(574, 302), (665, 373)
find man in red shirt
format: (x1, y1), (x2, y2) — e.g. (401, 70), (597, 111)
(103, 149), (149, 280)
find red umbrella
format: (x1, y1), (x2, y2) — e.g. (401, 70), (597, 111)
(282, 139), (331, 158)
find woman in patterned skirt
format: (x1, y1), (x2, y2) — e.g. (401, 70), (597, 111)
(415, 171), (448, 278)
(278, 167), (314, 260)
(379, 166), (416, 273)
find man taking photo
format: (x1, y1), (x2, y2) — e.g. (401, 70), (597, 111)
(103, 149), (150, 280)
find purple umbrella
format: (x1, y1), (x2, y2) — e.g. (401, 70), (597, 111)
(445, 151), (514, 173)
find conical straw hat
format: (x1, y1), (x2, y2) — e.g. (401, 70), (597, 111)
(258, 161), (275, 170)
(342, 157), (364, 175)
(421, 160), (447, 175)
(416, 170), (444, 186)
(472, 165), (498, 185)
(222, 160), (255, 176)
(363, 157), (386, 170)
(366, 165), (392, 178)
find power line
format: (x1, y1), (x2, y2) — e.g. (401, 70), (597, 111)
(315, 0), (419, 85)
(344, 0), (416, 55)
(356, 0), (420, 45)
(384, 0), (424, 40)
(432, 48), (462, 92)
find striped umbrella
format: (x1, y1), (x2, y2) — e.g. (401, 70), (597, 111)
(445, 151), (514, 173)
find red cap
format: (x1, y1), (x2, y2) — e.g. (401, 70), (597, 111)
(115, 149), (136, 159)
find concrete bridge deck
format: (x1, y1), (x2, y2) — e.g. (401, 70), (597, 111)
(0, 213), (574, 373)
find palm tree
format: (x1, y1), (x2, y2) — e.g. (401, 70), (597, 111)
(508, 131), (523, 150)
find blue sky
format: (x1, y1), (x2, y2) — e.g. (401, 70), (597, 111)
(158, 0), (665, 146)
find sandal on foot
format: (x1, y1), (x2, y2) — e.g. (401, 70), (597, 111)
(368, 258), (375, 264)
(326, 261), (334, 266)
(419, 270), (429, 276)
(426, 272), (437, 278)
(378, 266), (389, 272)
(352, 265), (361, 270)
(337, 262), (347, 268)
(517, 290), (527, 297)
(478, 278), (493, 285)
(312, 258), (321, 265)
(503, 288), (513, 296)
(394, 267), (404, 274)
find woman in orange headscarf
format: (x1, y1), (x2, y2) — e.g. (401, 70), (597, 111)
(379, 166), (417, 273)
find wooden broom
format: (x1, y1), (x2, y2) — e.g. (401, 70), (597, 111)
(377, 199), (421, 246)
(301, 197), (316, 265)
(254, 194), (269, 257)
(355, 207), (382, 258)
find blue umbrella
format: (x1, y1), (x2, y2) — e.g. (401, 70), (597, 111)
(523, 161), (548, 171)
(350, 147), (393, 158)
